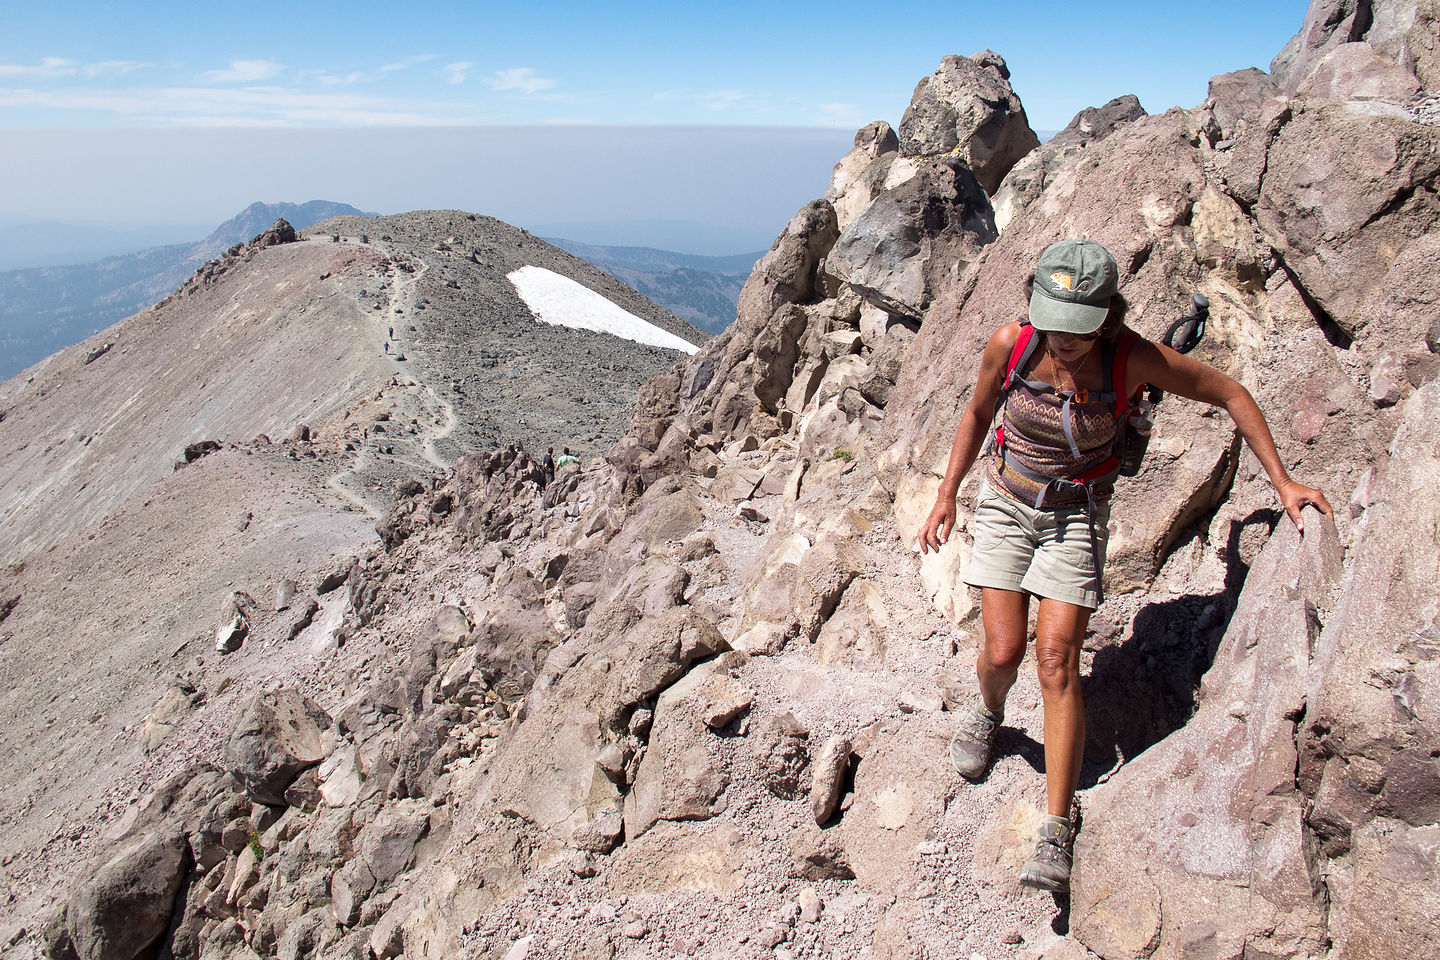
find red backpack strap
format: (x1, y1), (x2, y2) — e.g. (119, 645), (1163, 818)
(991, 320), (1039, 451)
(1005, 319), (1038, 388)
(1110, 330), (1142, 420)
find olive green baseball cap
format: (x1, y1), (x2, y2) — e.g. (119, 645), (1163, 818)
(1028, 239), (1118, 334)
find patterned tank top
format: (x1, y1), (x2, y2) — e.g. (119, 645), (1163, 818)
(985, 348), (1119, 508)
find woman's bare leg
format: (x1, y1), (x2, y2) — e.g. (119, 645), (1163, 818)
(977, 587), (1030, 713)
(1033, 597), (1091, 818)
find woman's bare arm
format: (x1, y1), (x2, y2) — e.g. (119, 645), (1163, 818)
(917, 322), (1021, 553)
(1126, 339), (1333, 529)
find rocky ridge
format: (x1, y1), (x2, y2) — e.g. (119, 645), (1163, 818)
(9, 2), (1440, 959)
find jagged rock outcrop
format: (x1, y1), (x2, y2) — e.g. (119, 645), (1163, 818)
(992, 94), (1148, 233)
(13, 3), (1440, 958)
(1272, 0), (1440, 93)
(826, 156), (996, 320)
(1071, 514), (1343, 960)
(223, 690), (334, 806)
(898, 51), (1041, 194)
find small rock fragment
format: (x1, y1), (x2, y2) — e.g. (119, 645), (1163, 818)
(809, 735), (852, 825)
(798, 886), (823, 923)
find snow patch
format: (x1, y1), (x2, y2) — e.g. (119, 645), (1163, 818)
(507, 265), (699, 355)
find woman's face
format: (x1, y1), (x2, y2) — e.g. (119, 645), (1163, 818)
(1046, 330), (1101, 365)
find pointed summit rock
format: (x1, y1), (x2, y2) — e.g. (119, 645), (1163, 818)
(898, 50), (1040, 194)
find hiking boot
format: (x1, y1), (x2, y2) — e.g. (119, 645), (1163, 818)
(949, 703), (1002, 780)
(1020, 815), (1074, 892)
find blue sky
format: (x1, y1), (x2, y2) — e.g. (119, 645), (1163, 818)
(0, 1), (1307, 250)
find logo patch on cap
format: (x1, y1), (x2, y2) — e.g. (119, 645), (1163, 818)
(1050, 271), (1074, 292)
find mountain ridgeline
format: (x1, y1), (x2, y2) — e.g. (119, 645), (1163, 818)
(5, 2), (1440, 959)
(0, 201), (371, 381)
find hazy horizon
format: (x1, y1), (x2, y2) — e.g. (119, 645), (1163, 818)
(0, 125), (855, 257)
(3, 2), (1304, 256)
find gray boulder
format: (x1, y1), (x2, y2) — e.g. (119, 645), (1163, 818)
(223, 689), (334, 805)
(826, 159), (996, 319)
(826, 121), (903, 232)
(67, 827), (189, 960)
(898, 51), (1040, 194)
(625, 661), (733, 837)
(357, 801), (430, 884)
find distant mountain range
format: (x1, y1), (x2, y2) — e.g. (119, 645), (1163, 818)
(0, 201), (371, 381)
(0, 219), (210, 271)
(543, 239), (762, 335)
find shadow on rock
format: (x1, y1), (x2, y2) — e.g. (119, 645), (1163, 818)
(993, 725), (1044, 775)
(1080, 508), (1280, 785)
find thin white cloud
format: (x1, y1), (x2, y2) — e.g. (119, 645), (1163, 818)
(651, 87), (767, 113)
(704, 90), (751, 110)
(380, 54), (437, 73)
(314, 71), (365, 87)
(487, 67), (557, 95)
(203, 60), (284, 84)
(443, 61), (475, 85)
(0, 57), (150, 79)
(0, 85), (493, 127)
(82, 60), (151, 78)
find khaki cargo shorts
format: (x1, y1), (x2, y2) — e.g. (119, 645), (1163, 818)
(962, 480), (1111, 609)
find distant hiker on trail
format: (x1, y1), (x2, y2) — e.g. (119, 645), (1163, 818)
(915, 239), (1332, 893)
(542, 448), (556, 489)
(556, 447), (579, 471)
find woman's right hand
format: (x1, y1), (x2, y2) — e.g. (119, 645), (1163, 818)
(917, 498), (957, 554)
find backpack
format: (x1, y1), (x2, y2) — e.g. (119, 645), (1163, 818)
(988, 320), (1144, 504)
(990, 293), (1209, 494)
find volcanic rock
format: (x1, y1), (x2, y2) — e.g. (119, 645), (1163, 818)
(223, 689), (334, 805)
(898, 51), (1040, 194)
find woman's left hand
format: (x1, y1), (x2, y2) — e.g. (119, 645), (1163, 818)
(1277, 477), (1333, 531)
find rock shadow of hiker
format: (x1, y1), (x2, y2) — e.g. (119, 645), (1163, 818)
(992, 725), (1046, 774)
(1077, 507), (1282, 788)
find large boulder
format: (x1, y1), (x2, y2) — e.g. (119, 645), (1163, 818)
(624, 660), (736, 837)
(1255, 104), (1440, 337)
(826, 121), (903, 232)
(1272, 0), (1440, 94)
(898, 51), (1040, 194)
(1206, 67), (1278, 140)
(1299, 381), (1440, 958)
(1072, 512), (1344, 960)
(826, 158), (996, 320)
(1295, 41), (1423, 110)
(223, 689), (334, 805)
(67, 827), (189, 960)
(992, 95), (1147, 233)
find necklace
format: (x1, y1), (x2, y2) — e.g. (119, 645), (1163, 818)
(1045, 348), (1081, 393)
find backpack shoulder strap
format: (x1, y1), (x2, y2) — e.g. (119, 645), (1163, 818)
(991, 319), (1038, 423)
(1005, 319), (1040, 387)
(989, 319), (1040, 455)
(1109, 330), (1143, 420)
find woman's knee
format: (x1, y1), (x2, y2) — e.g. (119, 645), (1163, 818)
(981, 634), (1026, 673)
(1034, 638), (1080, 695)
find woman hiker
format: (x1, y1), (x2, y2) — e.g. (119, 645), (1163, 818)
(915, 239), (1332, 892)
